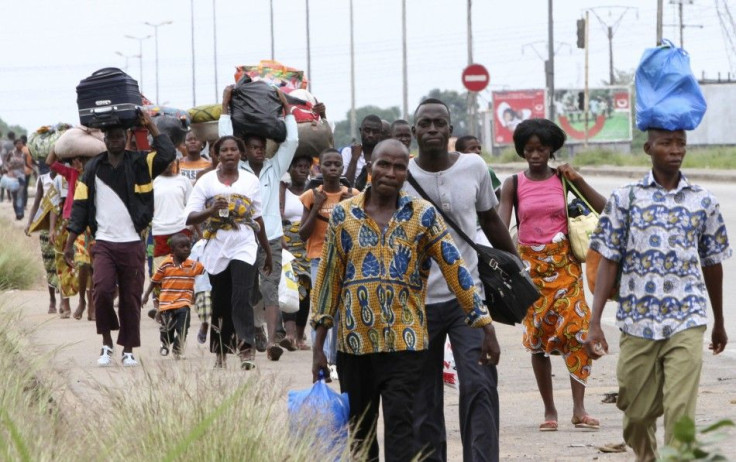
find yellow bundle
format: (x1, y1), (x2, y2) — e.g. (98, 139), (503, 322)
(188, 104), (221, 123)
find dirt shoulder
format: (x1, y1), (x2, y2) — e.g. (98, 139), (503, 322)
(1, 199), (734, 461)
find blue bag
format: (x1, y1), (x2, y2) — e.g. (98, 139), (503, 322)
(287, 371), (350, 452)
(635, 39), (707, 131)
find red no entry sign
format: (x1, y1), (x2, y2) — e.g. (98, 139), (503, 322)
(462, 64), (490, 92)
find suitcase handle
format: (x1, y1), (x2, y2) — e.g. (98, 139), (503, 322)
(92, 67), (125, 76)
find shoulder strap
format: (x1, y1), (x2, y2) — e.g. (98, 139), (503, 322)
(406, 171), (480, 252)
(512, 174), (519, 229)
(562, 175), (599, 218)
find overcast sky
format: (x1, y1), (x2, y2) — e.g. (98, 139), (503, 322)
(1, 0), (733, 132)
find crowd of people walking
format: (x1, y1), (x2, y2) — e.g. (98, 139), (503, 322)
(2, 86), (731, 462)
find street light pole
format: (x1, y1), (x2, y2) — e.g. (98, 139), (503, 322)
(115, 51), (140, 73)
(191, 0), (196, 106)
(124, 34), (151, 89)
(145, 20), (173, 104)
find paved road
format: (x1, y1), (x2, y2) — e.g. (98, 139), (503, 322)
(2, 170), (735, 460)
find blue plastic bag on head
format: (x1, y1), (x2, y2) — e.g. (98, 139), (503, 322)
(635, 39), (707, 131)
(288, 371), (349, 454)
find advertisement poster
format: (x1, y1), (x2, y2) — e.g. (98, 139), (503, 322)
(491, 90), (546, 146)
(553, 87), (632, 144)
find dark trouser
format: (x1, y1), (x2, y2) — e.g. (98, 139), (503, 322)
(413, 299), (499, 462)
(336, 350), (427, 462)
(160, 307), (191, 354)
(281, 293), (310, 327)
(209, 259), (256, 356)
(21, 172), (31, 208)
(92, 240), (146, 349)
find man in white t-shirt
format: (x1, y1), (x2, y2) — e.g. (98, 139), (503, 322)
(403, 99), (517, 462)
(65, 112), (177, 367)
(341, 114), (382, 191)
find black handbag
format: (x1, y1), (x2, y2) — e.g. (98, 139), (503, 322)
(407, 173), (540, 325)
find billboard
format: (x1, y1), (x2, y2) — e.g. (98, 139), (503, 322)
(686, 83), (736, 146)
(553, 87), (632, 144)
(491, 89), (546, 146)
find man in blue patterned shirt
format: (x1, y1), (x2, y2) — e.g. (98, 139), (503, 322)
(585, 128), (731, 462)
(311, 139), (497, 462)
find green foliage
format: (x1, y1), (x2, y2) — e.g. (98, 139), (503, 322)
(420, 88), (472, 135)
(0, 306), (364, 461)
(332, 105), (402, 149)
(659, 416), (734, 461)
(0, 117), (27, 138)
(0, 219), (40, 290)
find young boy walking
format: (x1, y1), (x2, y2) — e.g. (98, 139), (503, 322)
(143, 233), (206, 359)
(586, 128), (731, 462)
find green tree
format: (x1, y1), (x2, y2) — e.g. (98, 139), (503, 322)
(419, 88), (471, 135)
(0, 117), (27, 139)
(332, 105), (401, 149)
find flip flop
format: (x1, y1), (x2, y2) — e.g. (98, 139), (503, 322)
(572, 415), (600, 430)
(197, 329), (207, 344)
(539, 420), (558, 432)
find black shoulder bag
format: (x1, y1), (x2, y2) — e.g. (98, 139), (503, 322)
(407, 172), (540, 325)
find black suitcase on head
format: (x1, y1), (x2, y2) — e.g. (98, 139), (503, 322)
(76, 67), (142, 129)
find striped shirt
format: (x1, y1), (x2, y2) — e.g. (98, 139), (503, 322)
(151, 255), (206, 311)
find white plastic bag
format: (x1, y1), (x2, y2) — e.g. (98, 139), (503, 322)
(443, 338), (459, 391)
(279, 249), (300, 313)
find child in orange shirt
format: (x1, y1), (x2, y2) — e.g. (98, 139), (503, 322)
(142, 233), (206, 359)
(299, 148), (358, 366)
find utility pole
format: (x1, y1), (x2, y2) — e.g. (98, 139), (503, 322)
(349, 0), (356, 140)
(213, 0), (219, 101)
(306, 0), (312, 91)
(667, 0), (701, 48)
(401, 0), (408, 120)
(270, 0), (275, 60)
(657, 0), (664, 44)
(467, 0), (476, 136)
(584, 10), (590, 147)
(124, 34), (151, 89)
(547, 0), (555, 120)
(145, 20), (173, 104)
(191, 0), (196, 106)
(589, 7), (637, 86)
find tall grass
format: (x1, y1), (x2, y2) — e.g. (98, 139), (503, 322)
(0, 310), (70, 462)
(0, 305), (367, 461)
(0, 218), (40, 290)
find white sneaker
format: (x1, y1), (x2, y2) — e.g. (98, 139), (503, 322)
(97, 345), (113, 367)
(121, 352), (139, 367)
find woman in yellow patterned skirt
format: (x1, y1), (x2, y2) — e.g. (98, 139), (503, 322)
(498, 119), (607, 432)
(279, 153), (313, 350)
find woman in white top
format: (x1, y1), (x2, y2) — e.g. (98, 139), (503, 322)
(185, 136), (272, 369)
(279, 153), (313, 350)
(152, 160), (193, 268)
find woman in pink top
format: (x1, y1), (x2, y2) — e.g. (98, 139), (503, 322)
(498, 119), (606, 432)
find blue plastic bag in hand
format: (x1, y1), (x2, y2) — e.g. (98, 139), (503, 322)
(635, 39), (707, 131)
(288, 371), (350, 453)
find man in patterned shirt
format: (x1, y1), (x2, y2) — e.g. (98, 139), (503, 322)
(310, 139), (498, 462)
(586, 128), (731, 462)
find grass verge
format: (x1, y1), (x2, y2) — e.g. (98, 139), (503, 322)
(0, 217), (41, 290)
(0, 303), (363, 461)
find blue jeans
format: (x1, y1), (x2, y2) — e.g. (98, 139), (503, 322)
(11, 176), (25, 218)
(310, 258), (338, 364)
(413, 299), (499, 462)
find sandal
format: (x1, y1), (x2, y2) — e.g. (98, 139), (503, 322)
(571, 415), (600, 430)
(266, 343), (283, 361)
(197, 329), (207, 344)
(539, 420), (558, 432)
(296, 342), (311, 351)
(73, 304), (85, 320)
(240, 348), (256, 370)
(279, 337), (298, 352)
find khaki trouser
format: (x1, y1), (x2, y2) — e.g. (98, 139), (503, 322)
(616, 326), (705, 462)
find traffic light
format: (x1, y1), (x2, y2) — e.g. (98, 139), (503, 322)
(576, 18), (586, 48)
